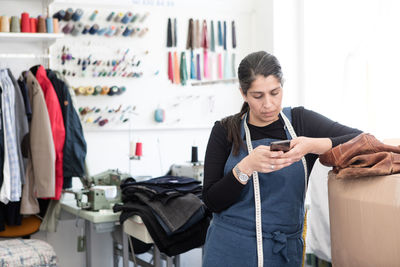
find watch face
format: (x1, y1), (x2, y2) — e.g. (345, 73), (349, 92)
(239, 173), (249, 182)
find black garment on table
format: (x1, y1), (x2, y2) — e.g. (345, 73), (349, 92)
(17, 76), (32, 122)
(121, 176), (202, 204)
(46, 69), (87, 189)
(113, 201), (210, 257)
(203, 106), (363, 213)
(133, 191), (203, 233)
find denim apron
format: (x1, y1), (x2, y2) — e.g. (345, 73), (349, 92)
(203, 107), (306, 267)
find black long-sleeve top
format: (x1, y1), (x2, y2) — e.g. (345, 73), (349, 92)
(202, 106), (362, 213)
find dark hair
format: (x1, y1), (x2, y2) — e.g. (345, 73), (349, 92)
(221, 51), (283, 155)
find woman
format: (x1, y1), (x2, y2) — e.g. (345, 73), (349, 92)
(202, 51), (362, 267)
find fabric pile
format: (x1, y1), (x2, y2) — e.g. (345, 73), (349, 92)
(113, 175), (211, 257)
(319, 133), (400, 179)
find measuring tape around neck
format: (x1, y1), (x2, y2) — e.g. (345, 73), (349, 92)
(243, 111), (308, 267)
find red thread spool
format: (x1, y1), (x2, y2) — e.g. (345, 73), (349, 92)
(30, 18), (37, 32)
(21, 12), (30, 32)
(135, 142), (143, 157)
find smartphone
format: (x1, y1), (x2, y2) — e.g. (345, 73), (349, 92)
(270, 140), (291, 152)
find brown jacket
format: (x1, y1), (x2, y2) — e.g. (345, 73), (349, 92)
(319, 133), (400, 179)
(20, 72), (56, 214)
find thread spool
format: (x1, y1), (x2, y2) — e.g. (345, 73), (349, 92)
(97, 27), (107, 36)
(135, 142), (143, 157)
(191, 146), (198, 163)
(114, 12), (123, 23)
(108, 86), (119, 96)
(154, 108), (165, 123)
(82, 25), (90, 34)
(121, 12), (133, 24)
(37, 16), (47, 33)
(53, 10), (65, 21)
(1, 16), (10, 32)
(105, 26), (116, 37)
(138, 27), (148, 37)
(129, 28), (137, 37)
(94, 85), (102, 95)
(101, 86), (110, 95)
(129, 141), (135, 157)
(64, 8), (73, 21)
(98, 119), (108, 126)
(62, 22), (73, 34)
(53, 18), (59, 33)
(106, 12), (115, 22)
(139, 12), (149, 23)
(30, 18), (37, 33)
(114, 25), (124, 36)
(89, 10), (98, 21)
(89, 24), (99, 35)
(46, 17), (53, 33)
(77, 86), (86, 95)
(130, 14), (139, 23)
(122, 26), (132, 37)
(10, 16), (21, 33)
(21, 13), (30, 32)
(117, 86), (126, 95)
(72, 8), (83, 22)
(85, 86), (95, 95)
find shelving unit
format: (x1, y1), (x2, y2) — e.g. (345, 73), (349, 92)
(0, 33), (64, 45)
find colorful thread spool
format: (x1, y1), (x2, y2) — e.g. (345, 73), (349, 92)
(53, 18), (59, 33)
(53, 10), (65, 21)
(21, 12), (30, 33)
(85, 86), (95, 95)
(64, 8), (73, 21)
(89, 10), (98, 21)
(46, 17), (54, 33)
(62, 22), (73, 34)
(0, 16), (10, 32)
(100, 86), (110, 95)
(30, 18), (37, 33)
(72, 8), (83, 21)
(37, 16), (46, 33)
(154, 108), (165, 123)
(135, 142), (143, 157)
(82, 25), (90, 34)
(10, 16), (21, 33)
(94, 85), (102, 95)
(106, 12), (115, 22)
(121, 12), (133, 24)
(114, 12), (123, 23)
(89, 24), (99, 35)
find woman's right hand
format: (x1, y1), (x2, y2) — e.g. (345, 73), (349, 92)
(237, 145), (293, 175)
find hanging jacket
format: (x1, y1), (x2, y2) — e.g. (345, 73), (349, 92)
(7, 70), (29, 185)
(30, 66), (65, 200)
(320, 133), (400, 179)
(46, 69), (86, 189)
(20, 72), (55, 214)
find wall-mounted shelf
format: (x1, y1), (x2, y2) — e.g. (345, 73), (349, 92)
(0, 33), (64, 45)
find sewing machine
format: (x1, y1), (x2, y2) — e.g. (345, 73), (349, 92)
(65, 169), (131, 211)
(170, 163), (204, 183)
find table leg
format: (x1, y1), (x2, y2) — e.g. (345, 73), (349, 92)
(174, 254), (180, 267)
(85, 220), (92, 267)
(153, 246), (161, 267)
(122, 227), (129, 267)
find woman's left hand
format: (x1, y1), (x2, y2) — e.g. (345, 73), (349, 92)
(279, 137), (332, 163)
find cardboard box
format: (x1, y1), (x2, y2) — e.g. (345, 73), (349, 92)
(328, 171), (400, 266)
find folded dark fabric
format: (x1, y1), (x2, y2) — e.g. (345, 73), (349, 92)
(134, 192), (203, 233)
(335, 151), (400, 179)
(113, 201), (210, 257)
(320, 133), (400, 169)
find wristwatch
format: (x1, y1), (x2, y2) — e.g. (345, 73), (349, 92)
(234, 164), (250, 183)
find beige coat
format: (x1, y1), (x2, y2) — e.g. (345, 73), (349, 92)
(20, 72), (56, 214)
